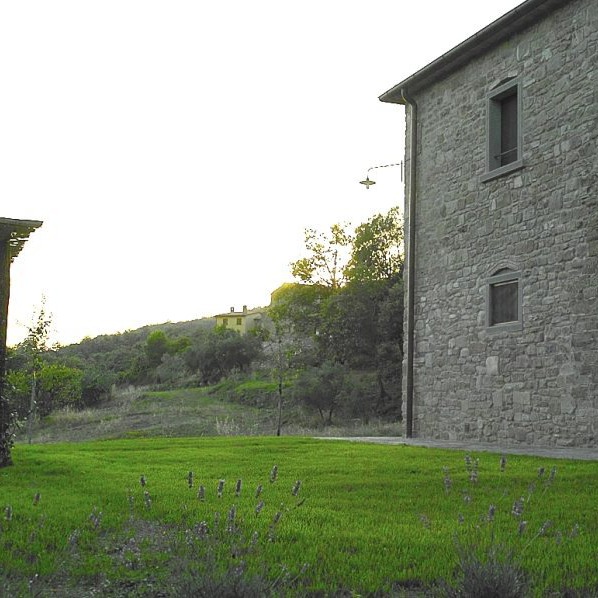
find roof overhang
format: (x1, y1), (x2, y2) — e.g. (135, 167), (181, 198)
(0, 217), (43, 262)
(379, 0), (570, 104)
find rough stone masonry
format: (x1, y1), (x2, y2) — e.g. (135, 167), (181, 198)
(396, 0), (597, 447)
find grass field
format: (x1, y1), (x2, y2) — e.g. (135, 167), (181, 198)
(1, 436), (597, 596)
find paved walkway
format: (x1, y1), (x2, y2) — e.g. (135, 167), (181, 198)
(317, 436), (598, 461)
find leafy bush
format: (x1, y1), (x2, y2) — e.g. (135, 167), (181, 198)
(80, 366), (114, 406)
(36, 363), (84, 415)
(435, 545), (528, 598)
(185, 328), (263, 385)
(155, 353), (189, 386)
(425, 455), (585, 597)
(292, 361), (348, 424)
(339, 371), (381, 421)
(222, 379), (280, 407)
(4, 370), (30, 419)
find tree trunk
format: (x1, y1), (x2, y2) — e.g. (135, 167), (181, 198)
(27, 373), (36, 445)
(326, 406), (334, 426)
(276, 377), (283, 437)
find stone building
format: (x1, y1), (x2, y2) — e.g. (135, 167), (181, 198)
(380, 0), (597, 447)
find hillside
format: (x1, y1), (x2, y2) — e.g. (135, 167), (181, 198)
(57, 316), (216, 359)
(18, 384), (400, 444)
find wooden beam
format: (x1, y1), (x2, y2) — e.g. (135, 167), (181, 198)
(0, 239), (12, 466)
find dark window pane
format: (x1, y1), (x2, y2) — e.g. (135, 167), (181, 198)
(490, 280), (518, 324)
(500, 93), (518, 166)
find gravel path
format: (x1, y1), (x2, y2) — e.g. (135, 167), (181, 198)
(316, 436), (598, 460)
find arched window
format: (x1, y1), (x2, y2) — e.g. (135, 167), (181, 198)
(487, 268), (522, 330)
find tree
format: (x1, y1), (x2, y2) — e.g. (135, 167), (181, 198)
(3, 300), (97, 435)
(184, 328), (263, 385)
(317, 280), (384, 367)
(260, 322), (307, 437)
(268, 283), (331, 343)
(145, 330), (170, 369)
(155, 353), (188, 386)
(18, 298), (55, 443)
(36, 363), (83, 416)
(80, 366), (114, 406)
(143, 329), (192, 383)
(345, 207), (403, 283)
(375, 279), (404, 418)
(283, 208), (405, 419)
(292, 362), (347, 425)
(4, 368), (30, 419)
(290, 223), (352, 290)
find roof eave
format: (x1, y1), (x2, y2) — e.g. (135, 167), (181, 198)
(0, 217), (43, 261)
(379, 0), (568, 104)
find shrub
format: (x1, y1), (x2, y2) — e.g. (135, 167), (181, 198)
(435, 545), (528, 598)
(80, 367), (114, 406)
(292, 361), (347, 424)
(0, 462), (309, 595)
(425, 456), (582, 597)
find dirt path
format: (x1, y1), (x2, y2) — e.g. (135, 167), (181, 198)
(317, 436), (598, 460)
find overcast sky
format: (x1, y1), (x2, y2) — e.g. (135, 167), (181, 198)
(2, 0), (523, 346)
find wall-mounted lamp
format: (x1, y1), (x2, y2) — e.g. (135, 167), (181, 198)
(359, 162), (403, 189)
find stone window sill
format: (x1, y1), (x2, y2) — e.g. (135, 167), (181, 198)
(480, 159), (524, 183)
(485, 320), (523, 334)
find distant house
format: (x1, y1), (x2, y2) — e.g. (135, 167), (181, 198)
(380, 0), (597, 447)
(214, 305), (265, 336)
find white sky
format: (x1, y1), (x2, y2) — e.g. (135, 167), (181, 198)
(2, 0), (522, 346)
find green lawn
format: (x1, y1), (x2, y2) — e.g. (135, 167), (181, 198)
(1, 437), (596, 595)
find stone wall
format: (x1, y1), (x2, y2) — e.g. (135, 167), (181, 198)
(403, 0), (597, 447)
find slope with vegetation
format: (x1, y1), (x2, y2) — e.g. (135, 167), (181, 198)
(4, 208), (404, 441)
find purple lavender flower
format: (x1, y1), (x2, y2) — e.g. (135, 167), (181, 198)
(442, 467), (452, 494)
(512, 497), (524, 518)
(270, 465), (278, 483)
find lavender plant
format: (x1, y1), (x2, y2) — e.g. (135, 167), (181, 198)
(88, 463), (308, 596)
(426, 454), (581, 598)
